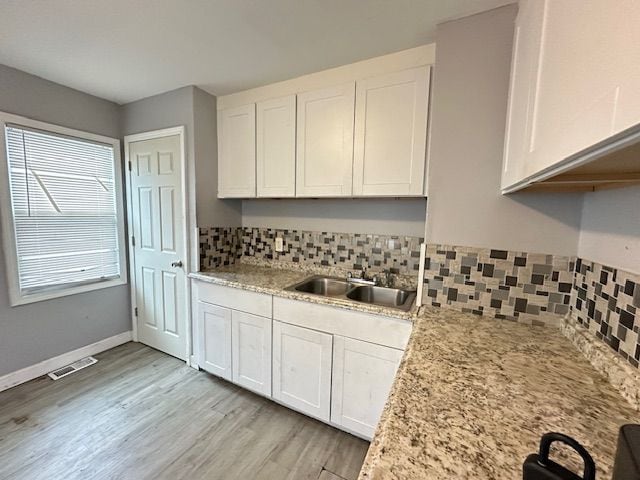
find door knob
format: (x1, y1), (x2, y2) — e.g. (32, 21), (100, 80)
(171, 261), (183, 268)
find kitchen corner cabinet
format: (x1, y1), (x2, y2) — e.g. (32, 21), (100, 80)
(256, 95), (296, 197)
(217, 104), (256, 198)
(331, 336), (403, 439)
(198, 301), (232, 380)
(296, 82), (355, 197)
(502, 0), (640, 193)
(353, 67), (430, 196)
(272, 320), (333, 422)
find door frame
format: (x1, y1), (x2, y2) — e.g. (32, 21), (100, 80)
(124, 126), (191, 364)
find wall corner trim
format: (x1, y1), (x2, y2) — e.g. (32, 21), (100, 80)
(0, 331), (133, 393)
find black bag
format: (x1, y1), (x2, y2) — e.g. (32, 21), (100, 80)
(523, 432), (596, 480)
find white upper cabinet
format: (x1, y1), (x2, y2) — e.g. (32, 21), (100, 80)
(296, 82), (356, 197)
(256, 95), (296, 197)
(353, 67), (430, 196)
(218, 104), (256, 198)
(503, 0), (640, 192)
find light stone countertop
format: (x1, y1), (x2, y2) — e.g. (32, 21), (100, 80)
(189, 262), (419, 321)
(190, 262), (636, 479)
(359, 307), (637, 480)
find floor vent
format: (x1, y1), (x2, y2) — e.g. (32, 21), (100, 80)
(48, 357), (98, 380)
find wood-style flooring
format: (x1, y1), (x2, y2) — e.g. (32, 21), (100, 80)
(0, 342), (369, 480)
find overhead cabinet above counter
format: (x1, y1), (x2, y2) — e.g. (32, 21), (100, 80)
(502, 0), (640, 193)
(216, 46), (434, 199)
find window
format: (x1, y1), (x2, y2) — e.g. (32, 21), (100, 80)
(0, 113), (126, 305)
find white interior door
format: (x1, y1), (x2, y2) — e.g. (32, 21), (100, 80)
(128, 133), (186, 360)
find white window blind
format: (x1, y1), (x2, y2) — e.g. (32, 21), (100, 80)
(4, 124), (122, 294)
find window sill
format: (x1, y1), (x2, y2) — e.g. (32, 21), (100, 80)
(9, 277), (128, 307)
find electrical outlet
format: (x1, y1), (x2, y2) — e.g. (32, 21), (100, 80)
(275, 237), (284, 252)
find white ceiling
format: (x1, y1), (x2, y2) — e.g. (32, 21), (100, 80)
(0, 0), (513, 105)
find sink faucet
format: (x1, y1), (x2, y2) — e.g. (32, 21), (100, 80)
(347, 267), (378, 286)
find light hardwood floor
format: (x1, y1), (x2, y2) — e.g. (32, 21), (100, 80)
(0, 342), (369, 480)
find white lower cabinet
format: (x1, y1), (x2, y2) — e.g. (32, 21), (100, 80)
(232, 311), (272, 396)
(194, 279), (411, 439)
(197, 301), (232, 380)
(272, 320), (333, 422)
(331, 336), (403, 439)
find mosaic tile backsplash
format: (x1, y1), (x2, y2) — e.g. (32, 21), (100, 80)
(420, 244), (574, 326)
(572, 258), (640, 368)
(200, 226), (423, 274)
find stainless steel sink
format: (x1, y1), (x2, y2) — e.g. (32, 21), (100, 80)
(346, 285), (416, 311)
(289, 276), (351, 296)
(285, 275), (416, 311)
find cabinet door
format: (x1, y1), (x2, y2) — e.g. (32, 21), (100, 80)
(353, 67), (430, 196)
(331, 336), (403, 439)
(296, 83), (355, 197)
(272, 320), (333, 421)
(218, 104), (256, 198)
(256, 95), (296, 197)
(231, 311), (272, 396)
(527, 0), (640, 176)
(501, 0), (546, 190)
(197, 301), (232, 380)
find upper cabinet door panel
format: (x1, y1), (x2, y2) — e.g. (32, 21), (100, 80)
(353, 67), (430, 196)
(257, 95), (296, 197)
(296, 83), (355, 197)
(501, 0), (546, 189)
(218, 104), (256, 198)
(529, 0), (640, 177)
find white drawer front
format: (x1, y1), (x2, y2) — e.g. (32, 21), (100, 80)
(273, 297), (411, 350)
(195, 281), (272, 318)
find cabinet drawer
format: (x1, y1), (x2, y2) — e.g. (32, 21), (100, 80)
(195, 281), (272, 318)
(273, 297), (411, 350)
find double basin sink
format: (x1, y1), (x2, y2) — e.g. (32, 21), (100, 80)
(285, 275), (416, 311)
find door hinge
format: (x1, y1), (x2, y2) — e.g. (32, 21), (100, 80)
(134, 307), (138, 317)
(128, 160), (132, 171)
(131, 236), (135, 246)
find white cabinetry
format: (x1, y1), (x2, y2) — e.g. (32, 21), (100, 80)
(331, 336), (403, 439)
(217, 104), (256, 198)
(232, 311), (272, 396)
(192, 278), (413, 439)
(272, 320), (333, 422)
(197, 301), (232, 380)
(503, 0), (640, 192)
(295, 83), (355, 197)
(256, 95), (296, 197)
(353, 67), (430, 196)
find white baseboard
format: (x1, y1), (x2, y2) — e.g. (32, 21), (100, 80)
(0, 331), (133, 393)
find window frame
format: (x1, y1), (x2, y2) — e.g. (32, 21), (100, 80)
(0, 112), (127, 306)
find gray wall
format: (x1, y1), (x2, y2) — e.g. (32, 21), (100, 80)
(193, 88), (242, 227)
(0, 64), (129, 376)
(426, 5), (584, 257)
(242, 198), (427, 237)
(578, 185), (640, 273)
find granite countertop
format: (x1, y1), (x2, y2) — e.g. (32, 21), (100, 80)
(189, 262), (419, 320)
(359, 307), (637, 480)
(191, 262), (636, 479)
